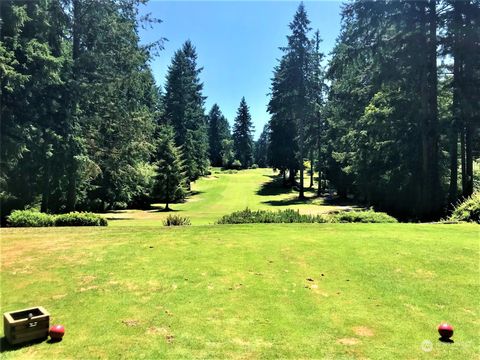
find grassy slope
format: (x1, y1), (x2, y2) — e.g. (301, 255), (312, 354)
(1, 224), (478, 359)
(103, 168), (347, 226)
(1, 169), (479, 359)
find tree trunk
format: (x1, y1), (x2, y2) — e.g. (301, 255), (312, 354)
(41, 157), (51, 213)
(298, 123), (305, 199)
(288, 168), (296, 187)
(460, 125), (467, 194)
(309, 151), (314, 188)
(449, 2), (462, 206)
(464, 122), (474, 197)
(418, 1), (440, 219)
(462, 6), (475, 198)
(448, 126), (458, 206)
(66, 0), (81, 212)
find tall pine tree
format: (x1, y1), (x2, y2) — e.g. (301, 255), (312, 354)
(232, 97), (254, 168)
(163, 41), (209, 187)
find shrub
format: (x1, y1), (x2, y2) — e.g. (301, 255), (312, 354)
(7, 210), (55, 227)
(231, 159), (242, 170)
(448, 192), (480, 223)
(217, 208), (327, 224)
(55, 212), (108, 227)
(251, 164), (259, 169)
(329, 210), (397, 223)
(163, 214), (191, 226)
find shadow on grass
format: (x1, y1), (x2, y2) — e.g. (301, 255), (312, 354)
(262, 196), (315, 206)
(104, 217), (136, 221)
(323, 195), (361, 207)
(0, 337), (48, 353)
(257, 175), (293, 196)
(438, 337), (454, 344)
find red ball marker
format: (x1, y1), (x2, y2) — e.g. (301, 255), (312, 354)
(49, 325), (65, 341)
(438, 323), (454, 339)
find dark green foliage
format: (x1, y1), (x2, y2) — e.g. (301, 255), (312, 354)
(163, 214), (191, 226)
(54, 212), (108, 227)
(233, 97), (254, 168)
(6, 210), (107, 227)
(220, 139), (235, 168)
(7, 210), (55, 227)
(217, 208), (327, 224)
(324, 1), (445, 219)
(448, 192), (480, 223)
(152, 126), (186, 210)
(254, 124), (270, 168)
(0, 0), (161, 218)
(163, 41), (209, 183)
(208, 104), (231, 167)
(267, 4), (325, 196)
(329, 210), (398, 224)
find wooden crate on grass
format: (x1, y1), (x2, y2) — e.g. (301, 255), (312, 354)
(3, 306), (50, 345)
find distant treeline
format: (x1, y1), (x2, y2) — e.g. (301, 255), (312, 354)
(262, 1), (479, 220)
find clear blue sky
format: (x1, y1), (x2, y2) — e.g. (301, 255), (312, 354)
(138, 1), (343, 139)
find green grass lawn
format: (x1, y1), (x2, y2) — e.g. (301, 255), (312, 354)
(1, 169), (479, 359)
(102, 168), (349, 226)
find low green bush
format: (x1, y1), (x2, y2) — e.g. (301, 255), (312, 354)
(251, 164), (259, 169)
(6, 210), (108, 227)
(54, 212), (108, 227)
(329, 210), (398, 223)
(163, 214), (191, 226)
(217, 208), (327, 224)
(7, 210), (55, 227)
(448, 192), (480, 223)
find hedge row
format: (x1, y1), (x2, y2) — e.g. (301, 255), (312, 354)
(7, 210), (108, 227)
(217, 208), (397, 224)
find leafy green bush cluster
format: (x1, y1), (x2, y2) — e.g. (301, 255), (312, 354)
(54, 212), (108, 226)
(217, 208), (328, 224)
(217, 208), (398, 224)
(7, 210), (108, 227)
(6, 210), (55, 227)
(163, 214), (191, 226)
(329, 210), (398, 223)
(448, 192), (480, 223)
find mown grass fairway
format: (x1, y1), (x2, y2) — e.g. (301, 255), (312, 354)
(1, 169), (479, 359)
(103, 168), (348, 226)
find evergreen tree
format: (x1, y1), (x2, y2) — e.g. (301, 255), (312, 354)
(268, 57), (298, 184)
(255, 124), (270, 168)
(163, 41), (209, 185)
(208, 104), (231, 167)
(267, 3), (314, 197)
(232, 97), (254, 168)
(152, 126), (186, 210)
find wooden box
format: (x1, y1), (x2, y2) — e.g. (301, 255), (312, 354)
(3, 306), (50, 345)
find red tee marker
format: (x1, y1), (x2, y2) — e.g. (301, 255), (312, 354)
(438, 323), (454, 339)
(49, 325), (65, 341)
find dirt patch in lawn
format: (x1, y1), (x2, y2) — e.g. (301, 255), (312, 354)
(337, 338), (360, 346)
(122, 319), (140, 327)
(353, 326), (374, 337)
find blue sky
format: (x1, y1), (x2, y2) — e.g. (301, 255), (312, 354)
(138, 1), (343, 139)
